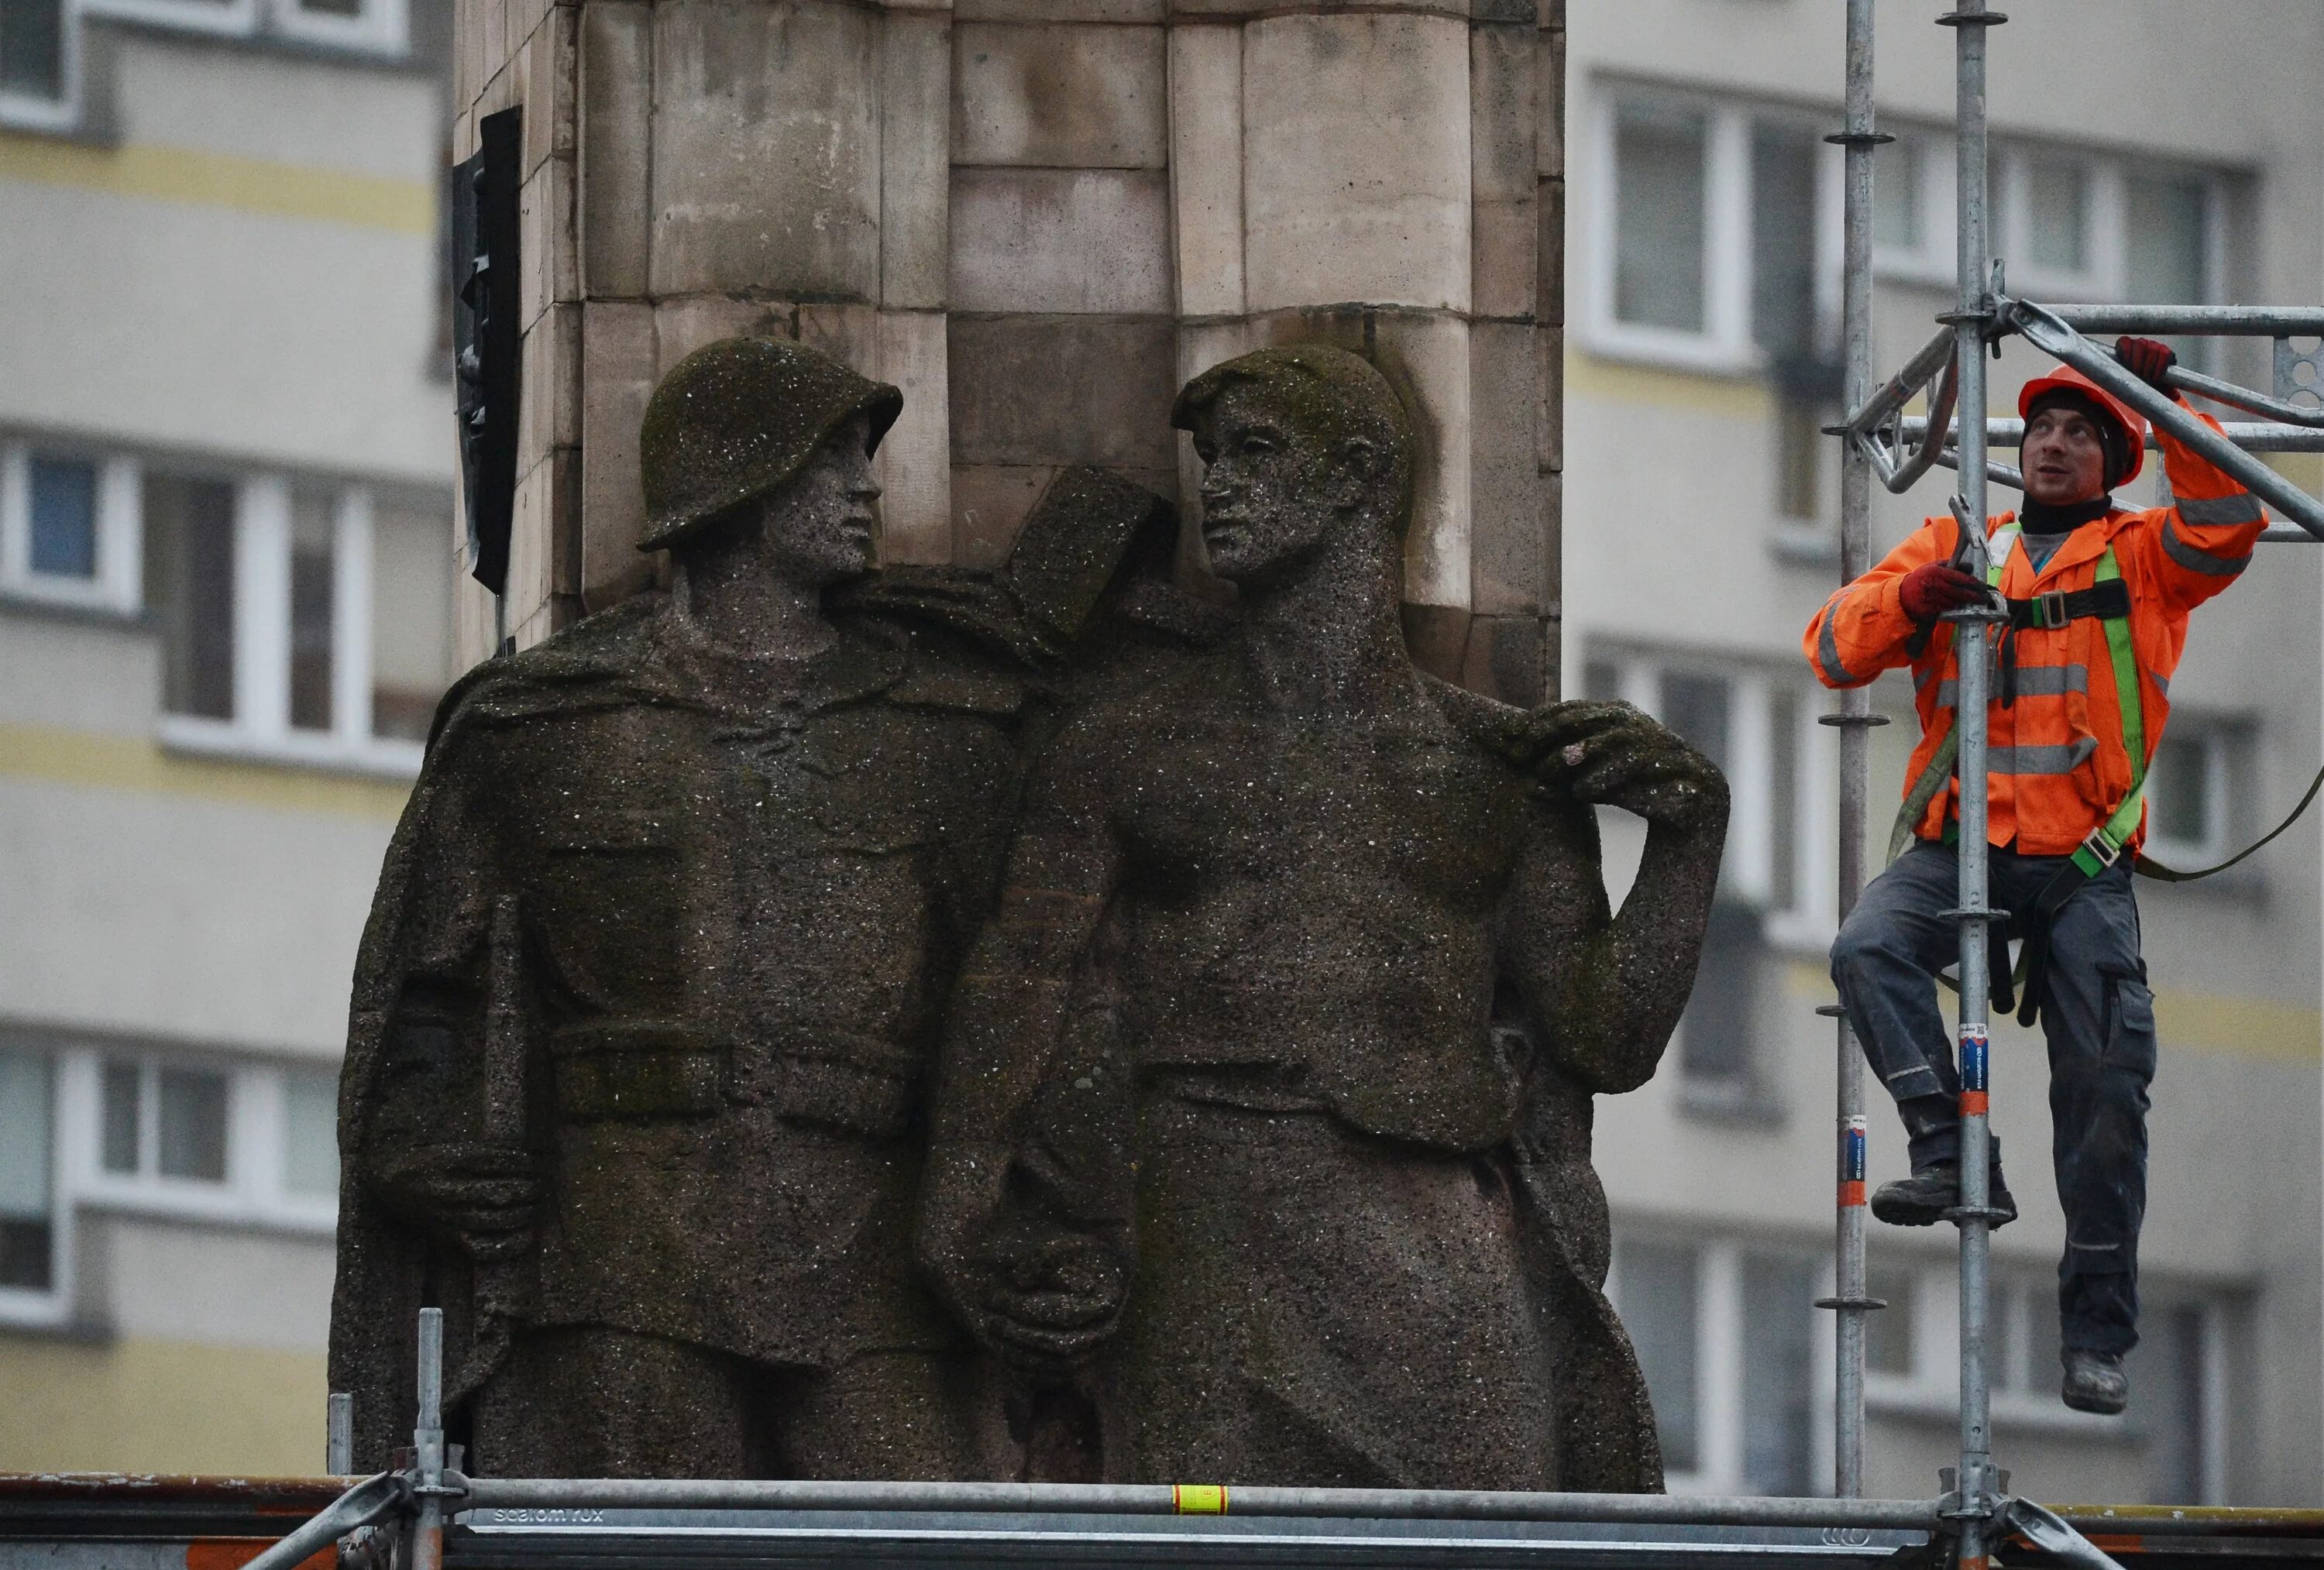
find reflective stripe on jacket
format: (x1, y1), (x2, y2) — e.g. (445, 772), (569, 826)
(1801, 408), (2265, 857)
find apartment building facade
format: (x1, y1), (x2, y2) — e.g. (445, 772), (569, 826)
(1565, 0), (2324, 1508)
(0, 0), (452, 1470)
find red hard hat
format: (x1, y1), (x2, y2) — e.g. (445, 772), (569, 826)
(2017, 363), (2147, 486)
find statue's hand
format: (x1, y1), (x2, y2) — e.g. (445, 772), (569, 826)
(369, 1142), (539, 1259)
(1525, 701), (1728, 832)
(978, 1232), (1126, 1379)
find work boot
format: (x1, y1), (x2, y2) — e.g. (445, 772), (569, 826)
(1868, 1158), (2017, 1228)
(2061, 1348), (2129, 1415)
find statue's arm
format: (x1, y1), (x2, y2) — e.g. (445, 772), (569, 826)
(1501, 703), (1728, 1094)
(920, 713), (1125, 1348)
(355, 727), (539, 1249)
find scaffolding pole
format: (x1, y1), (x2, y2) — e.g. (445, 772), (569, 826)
(1819, 0), (1885, 1503)
(1942, 7), (2005, 1570)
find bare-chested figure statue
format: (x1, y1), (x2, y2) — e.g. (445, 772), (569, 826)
(917, 345), (1728, 1490)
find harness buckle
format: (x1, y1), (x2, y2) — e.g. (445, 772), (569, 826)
(2037, 589), (2068, 630)
(2078, 827), (2121, 868)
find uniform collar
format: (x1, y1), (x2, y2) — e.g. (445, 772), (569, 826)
(1992, 507), (2132, 586)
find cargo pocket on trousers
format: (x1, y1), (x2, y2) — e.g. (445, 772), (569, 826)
(2100, 971), (2158, 1083)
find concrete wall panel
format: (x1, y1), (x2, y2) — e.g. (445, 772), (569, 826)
(948, 168), (1173, 314)
(953, 22), (1167, 170)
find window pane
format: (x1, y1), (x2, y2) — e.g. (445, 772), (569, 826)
(101, 1060), (141, 1174)
(299, 0), (364, 15)
(283, 1070), (341, 1199)
(2151, 733), (2209, 847)
(2127, 177), (2207, 304)
(0, 1050), (54, 1292)
(1865, 1263), (1917, 1376)
(0, 0), (67, 101)
(372, 502), (455, 742)
(145, 474), (239, 721)
(1661, 672), (1731, 770)
(1614, 1239), (1700, 1472)
(1583, 659), (1624, 703)
(290, 493), (337, 732)
(1751, 123), (1820, 359)
(1680, 900), (1762, 1082)
(1614, 103), (1708, 332)
(1873, 139), (1921, 250)
(1775, 397), (1825, 520)
(1741, 1253), (1816, 1495)
(2133, 1304), (2209, 1503)
(2025, 156), (2089, 273)
(157, 1066), (229, 1182)
(29, 455), (98, 580)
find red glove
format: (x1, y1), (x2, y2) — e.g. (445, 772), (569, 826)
(1899, 562), (1990, 624)
(2116, 335), (2178, 397)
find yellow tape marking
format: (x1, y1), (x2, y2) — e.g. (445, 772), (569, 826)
(1173, 1484), (1227, 1516)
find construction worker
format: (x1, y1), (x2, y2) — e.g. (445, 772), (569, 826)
(1807, 337), (2267, 1415)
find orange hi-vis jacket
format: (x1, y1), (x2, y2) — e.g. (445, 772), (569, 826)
(1803, 411), (2266, 857)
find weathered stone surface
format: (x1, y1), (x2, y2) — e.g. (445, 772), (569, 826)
(578, 1), (651, 297)
(519, 152), (576, 333)
(521, 3), (576, 177)
(519, 302), (581, 472)
(651, 297), (786, 375)
(1536, 318), (1563, 472)
(650, 0), (881, 299)
(1535, 21), (1565, 177)
(883, 12), (953, 309)
(949, 168), (1173, 314)
(1241, 13), (1471, 313)
(579, 299), (655, 607)
(1470, 22), (1535, 203)
(1459, 610), (1545, 706)
(1166, 23), (1243, 318)
(948, 313), (1177, 469)
(1537, 173), (1565, 328)
(875, 309), (954, 565)
(958, 0), (1159, 22)
(951, 462), (1057, 568)
(1469, 318), (1540, 615)
(1473, 196), (1537, 321)
(953, 23), (1167, 170)
(919, 343), (1722, 1489)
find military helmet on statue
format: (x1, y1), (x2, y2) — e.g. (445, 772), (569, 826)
(638, 335), (902, 552)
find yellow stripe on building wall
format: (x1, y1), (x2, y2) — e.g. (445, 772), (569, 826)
(0, 134), (435, 235)
(0, 1331), (328, 1475)
(0, 723), (411, 821)
(1566, 350), (1777, 423)
(1783, 960), (2319, 1063)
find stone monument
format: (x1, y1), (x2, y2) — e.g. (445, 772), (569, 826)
(917, 346), (1724, 1489)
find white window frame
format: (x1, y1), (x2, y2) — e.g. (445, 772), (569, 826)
(267, 0), (408, 56)
(1871, 131), (1956, 287)
(0, 0), (84, 133)
(1587, 84), (1756, 375)
(0, 1044), (77, 1330)
(70, 1049), (339, 1236)
(2144, 723), (2235, 868)
(1588, 649), (1838, 950)
(0, 440), (141, 614)
(1608, 1232), (1836, 1497)
(155, 471), (425, 778)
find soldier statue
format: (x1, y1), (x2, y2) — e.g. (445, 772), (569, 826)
(917, 345), (1729, 1490)
(331, 338), (1053, 1478)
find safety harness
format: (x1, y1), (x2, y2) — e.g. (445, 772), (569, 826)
(1893, 522), (2161, 1027)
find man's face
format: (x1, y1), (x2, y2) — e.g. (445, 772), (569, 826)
(2022, 403), (2111, 507)
(1194, 383), (1344, 583)
(764, 411), (881, 586)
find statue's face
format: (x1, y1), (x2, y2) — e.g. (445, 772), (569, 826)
(763, 411), (882, 585)
(1193, 383), (1346, 583)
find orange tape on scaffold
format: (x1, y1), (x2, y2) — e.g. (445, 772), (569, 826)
(1174, 1485), (1228, 1515)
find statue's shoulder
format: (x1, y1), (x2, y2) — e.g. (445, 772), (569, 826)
(425, 593), (669, 751)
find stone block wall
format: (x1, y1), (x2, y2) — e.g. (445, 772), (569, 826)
(452, 0), (1566, 706)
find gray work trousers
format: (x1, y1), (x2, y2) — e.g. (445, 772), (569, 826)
(1831, 840), (2156, 1355)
